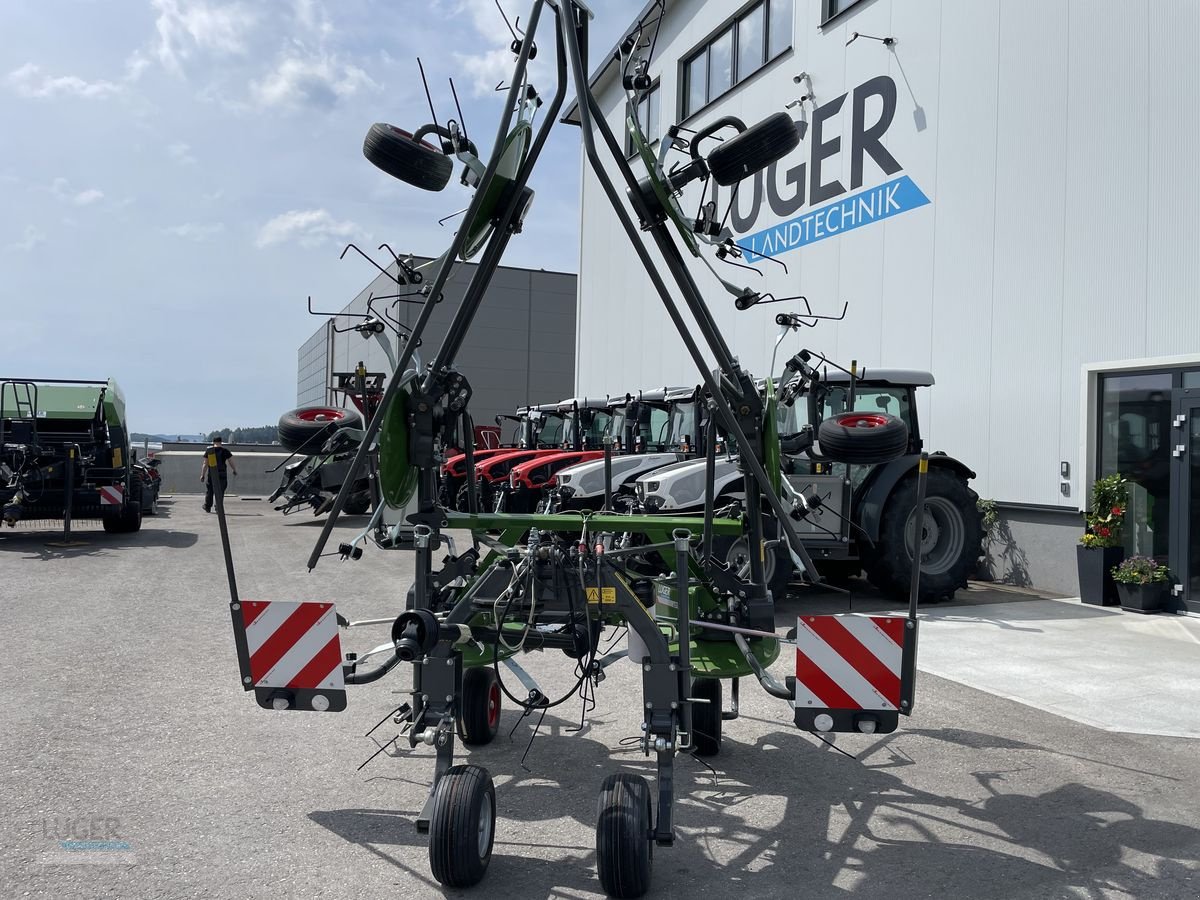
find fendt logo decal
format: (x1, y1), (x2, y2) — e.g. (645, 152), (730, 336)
(708, 75), (930, 260)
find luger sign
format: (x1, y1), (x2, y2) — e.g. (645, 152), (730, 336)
(708, 75), (930, 262)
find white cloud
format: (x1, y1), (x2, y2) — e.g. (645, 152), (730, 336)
(6, 225), (46, 253)
(255, 209), (362, 248)
(151, 0), (257, 73)
(5, 63), (121, 99)
(168, 141), (197, 164)
(165, 222), (225, 241)
(50, 178), (105, 206)
(251, 50), (377, 110)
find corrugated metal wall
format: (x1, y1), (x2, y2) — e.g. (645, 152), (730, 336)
(296, 259), (577, 430)
(576, 0), (1200, 509)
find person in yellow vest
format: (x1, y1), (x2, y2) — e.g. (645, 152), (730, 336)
(199, 435), (238, 512)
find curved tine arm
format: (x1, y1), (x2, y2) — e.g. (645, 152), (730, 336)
(736, 242), (789, 275)
(340, 243), (400, 285)
(308, 295), (369, 320)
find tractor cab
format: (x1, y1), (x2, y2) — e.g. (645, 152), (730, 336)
(556, 396), (612, 451)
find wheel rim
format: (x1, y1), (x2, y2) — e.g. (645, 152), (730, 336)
(904, 496), (966, 575)
(487, 682), (500, 730)
(725, 537), (776, 582)
(836, 413), (890, 429)
(296, 407), (347, 423)
(477, 791), (493, 859)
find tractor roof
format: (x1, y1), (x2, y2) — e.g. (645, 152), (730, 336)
(824, 369), (935, 388)
(556, 396), (610, 412)
(605, 386), (693, 409)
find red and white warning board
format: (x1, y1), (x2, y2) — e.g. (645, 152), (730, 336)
(793, 614), (906, 712)
(98, 485), (124, 505)
(233, 601), (346, 712)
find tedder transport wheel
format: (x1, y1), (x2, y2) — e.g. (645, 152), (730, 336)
(458, 666), (502, 746)
(706, 112), (802, 187)
(864, 467), (983, 603)
(596, 773), (653, 899)
(817, 412), (909, 465)
(363, 123), (453, 192)
(691, 678), (722, 757)
(343, 491), (371, 516)
(428, 765), (496, 888)
(277, 406), (363, 454)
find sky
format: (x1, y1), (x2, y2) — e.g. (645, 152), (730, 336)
(0, 0), (644, 434)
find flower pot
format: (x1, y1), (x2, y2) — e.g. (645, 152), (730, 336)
(1115, 581), (1166, 614)
(1076, 545), (1124, 606)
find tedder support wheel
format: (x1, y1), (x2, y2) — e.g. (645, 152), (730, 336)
(691, 677), (722, 757)
(864, 467), (983, 604)
(706, 112), (802, 187)
(363, 123), (454, 192)
(428, 764), (496, 888)
(277, 406), (363, 454)
(596, 773), (653, 899)
(817, 412), (909, 465)
(458, 666), (502, 746)
(343, 492), (371, 516)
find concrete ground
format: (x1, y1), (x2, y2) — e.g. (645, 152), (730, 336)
(2, 499), (1198, 899)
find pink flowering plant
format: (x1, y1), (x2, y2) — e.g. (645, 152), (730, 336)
(1111, 556), (1169, 585)
(1079, 473), (1128, 549)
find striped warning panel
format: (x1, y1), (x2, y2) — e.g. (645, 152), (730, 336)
(98, 485), (124, 505)
(793, 614), (905, 711)
(239, 601), (344, 693)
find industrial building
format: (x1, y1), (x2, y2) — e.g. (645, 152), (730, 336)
(566, 0), (1200, 608)
(297, 258), (577, 434)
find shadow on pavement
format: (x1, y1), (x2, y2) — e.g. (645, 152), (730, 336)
(0, 527), (199, 558)
(307, 721), (1200, 897)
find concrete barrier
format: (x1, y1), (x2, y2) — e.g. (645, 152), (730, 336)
(152, 444), (293, 496)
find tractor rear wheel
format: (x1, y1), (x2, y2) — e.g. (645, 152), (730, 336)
(863, 468), (982, 603)
(596, 773), (653, 899)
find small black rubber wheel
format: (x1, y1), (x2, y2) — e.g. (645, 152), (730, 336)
(458, 666), (502, 746)
(691, 678), (722, 757)
(596, 773), (653, 899)
(863, 467), (983, 604)
(277, 406), (363, 455)
(428, 764), (496, 888)
(711, 516), (792, 599)
(363, 123), (453, 192)
(817, 412), (909, 464)
(706, 112), (801, 187)
(343, 492), (371, 516)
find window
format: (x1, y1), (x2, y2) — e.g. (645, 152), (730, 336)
(821, 0), (864, 24)
(626, 82), (660, 157)
(680, 0), (793, 119)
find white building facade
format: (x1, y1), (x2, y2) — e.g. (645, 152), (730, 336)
(570, 0), (1200, 605)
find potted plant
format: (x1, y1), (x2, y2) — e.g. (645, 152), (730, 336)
(1111, 556), (1170, 614)
(1076, 474), (1128, 606)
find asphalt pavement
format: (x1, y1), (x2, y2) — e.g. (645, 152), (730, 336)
(2, 498), (1197, 899)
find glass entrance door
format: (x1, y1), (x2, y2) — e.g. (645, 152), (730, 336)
(1169, 390), (1200, 614)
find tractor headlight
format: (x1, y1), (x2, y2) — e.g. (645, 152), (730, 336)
(645, 481), (660, 493)
(644, 496), (663, 512)
(558, 486), (575, 500)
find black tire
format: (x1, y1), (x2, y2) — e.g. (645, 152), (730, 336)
(596, 773), (653, 899)
(458, 666), (501, 746)
(104, 500), (142, 534)
(691, 678), (722, 757)
(344, 492), (371, 516)
(428, 765), (496, 888)
(455, 480), (490, 513)
(863, 467), (983, 604)
(706, 112), (801, 187)
(818, 412), (909, 465)
(277, 406), (362, 455)
(363, 123), (453, 192)
(711, 516), (792, 599)
(814, 559), (862, 583)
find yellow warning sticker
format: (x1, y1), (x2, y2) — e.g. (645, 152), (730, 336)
(585, 587), (617, 604)
(112, 448), (122, 467)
